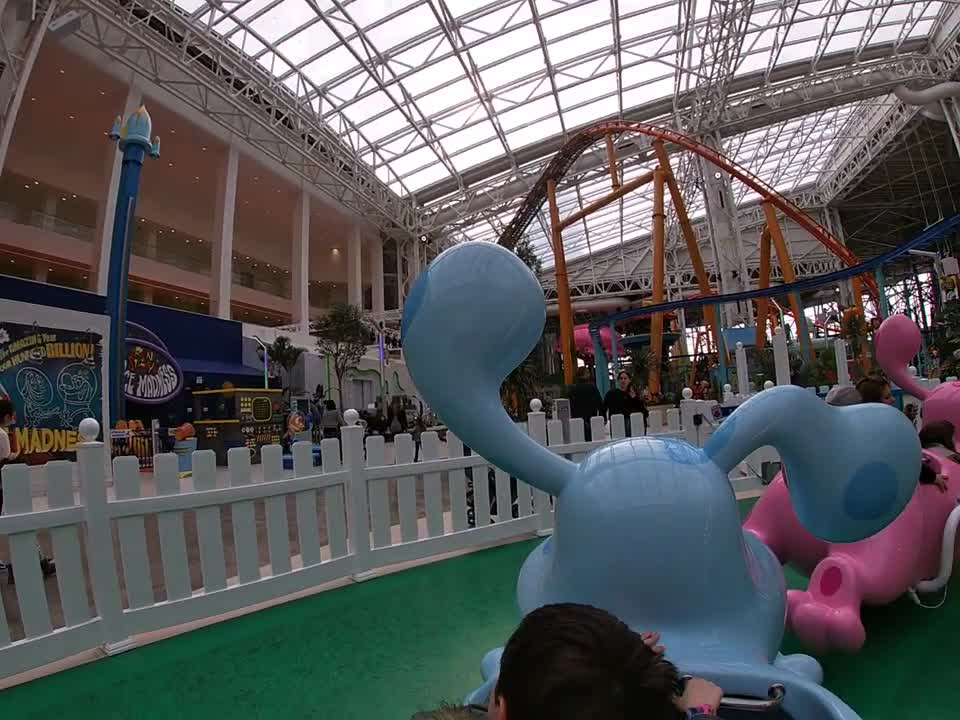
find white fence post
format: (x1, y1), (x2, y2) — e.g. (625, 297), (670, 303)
(343, 410), (373, 581)
(76, 419), (136, 655)
(735, 342), (750, 396)
(527, 400), (553, 536)
(834, 338), (850, 385)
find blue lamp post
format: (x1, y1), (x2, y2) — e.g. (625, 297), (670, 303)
(105, 106), (160, 423)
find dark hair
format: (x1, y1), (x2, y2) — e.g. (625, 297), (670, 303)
(855, 376), (889, 403)
(495, 604), (679, 720)
(920, 420), (956, 452)
(0, 398), (13, 423)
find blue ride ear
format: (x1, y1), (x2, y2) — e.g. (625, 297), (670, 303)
(401, 242), (575, 496)
(705, 386), (919, 543)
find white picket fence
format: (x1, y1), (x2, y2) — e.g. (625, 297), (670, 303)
(0, 404), (719, 682)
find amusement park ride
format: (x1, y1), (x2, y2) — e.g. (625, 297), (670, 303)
(497, 121), (883, 392)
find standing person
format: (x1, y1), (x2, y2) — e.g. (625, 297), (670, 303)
(320, 399), (344, 440)
(567, 367), (604, 442)
(604, 369), (650, 437)
(387, 397), (408, 439)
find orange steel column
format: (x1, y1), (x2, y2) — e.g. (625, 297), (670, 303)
(649, 169), (666, 396)
(652, 140), (718, 351)
(762, 202), (813, 362)
(754, 226), (772, 348)
(548, 179), (577, 385)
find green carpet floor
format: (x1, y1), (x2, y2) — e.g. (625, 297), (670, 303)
(2, 500), (957, 719)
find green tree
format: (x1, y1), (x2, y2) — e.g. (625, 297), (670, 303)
(311, 303), (374, 408)
(267, 335), (305, 384)
(930, 299), (960, 378)
(514, 236), (543, 277)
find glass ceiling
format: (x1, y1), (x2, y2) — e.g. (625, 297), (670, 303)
(172, 0), (945, 260)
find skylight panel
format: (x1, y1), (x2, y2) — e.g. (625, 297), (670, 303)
(230, 0), (277, 23)
(336, 0), (417, 28)
(401, 56), (464, 97)
(440, 120), (499, 156)
(414, 81), (477, 118)
(909, 19), (936, 38)
(555, 54), (618, 90)
(494, 89), (555, 120)
(390, 145), (442, 178)
(469, 24), (541, 67)
(620, 75), (674, 110)
(477, 49), (547, 90)
(457, 1), (533, 39)
(451, 138), (506, 173)
(358, 108), (411, 143)
(559, 75), (619, 110)
(777, 38), (822, 65)
(275, 22), (334, 66)
(547, 25), (613, 65)
(301, 44), (360, 86)
(505, 116), (564, 150)
(364, 3), (437, 53)
(617, 3), (677, 41)
(340, 89), (396, 126)
(248, 0), (314, 43)
(404, 163), (454, 194)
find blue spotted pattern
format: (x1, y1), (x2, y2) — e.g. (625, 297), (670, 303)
(843, 461), (900, 521)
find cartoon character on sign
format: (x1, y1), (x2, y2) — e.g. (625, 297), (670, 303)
(58, 363), (98, 427)
(16, 367), (60, 426)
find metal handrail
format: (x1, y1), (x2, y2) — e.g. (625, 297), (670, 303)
(681, 677), (786, 713)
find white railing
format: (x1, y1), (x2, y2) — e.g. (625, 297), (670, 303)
(0, 403), (740, 682)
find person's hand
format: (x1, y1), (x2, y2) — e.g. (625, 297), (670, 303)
(9, 451), (18, 461)
(641, 630), (664, 654)
(935, 474), (949, 493)
(676, 677), (723, 713)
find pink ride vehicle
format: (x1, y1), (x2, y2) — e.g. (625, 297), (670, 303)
(744, 314), (960, 652)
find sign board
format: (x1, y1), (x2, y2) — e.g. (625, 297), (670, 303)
(124, 322), (183, 404)
(0, 319), (103, 461)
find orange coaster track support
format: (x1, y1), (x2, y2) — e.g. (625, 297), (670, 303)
(498, 123), (878, 380)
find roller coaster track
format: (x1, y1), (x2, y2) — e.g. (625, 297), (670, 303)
(589, 211), (960, 330)
(496, 121), (879, 299)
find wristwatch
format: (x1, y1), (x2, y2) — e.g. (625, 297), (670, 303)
(685, 705), (716, 718)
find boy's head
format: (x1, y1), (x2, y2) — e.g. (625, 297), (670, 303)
(489, 604), (679, 720)
(920, 420), (956, 452)
(0, 398), (15, 426)
(824, 385), (862, 407)
(856, 376), (892, 405)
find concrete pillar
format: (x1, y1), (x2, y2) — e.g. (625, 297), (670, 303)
(32, 261), (47, 283)
(395, 238), (404, 309)
(347, 227), (362, 307)
(824, 207), (854, 306)
(145, 228), (158, 260)
(41, 193), (57, 231)
(211, 145), (239, 319)
(412, 238), (422, 277)
(369, 234), (384, 317)
(292, 190), (310, 330)
(699, 134), (750, 327)
(93, 81), (142, 293)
